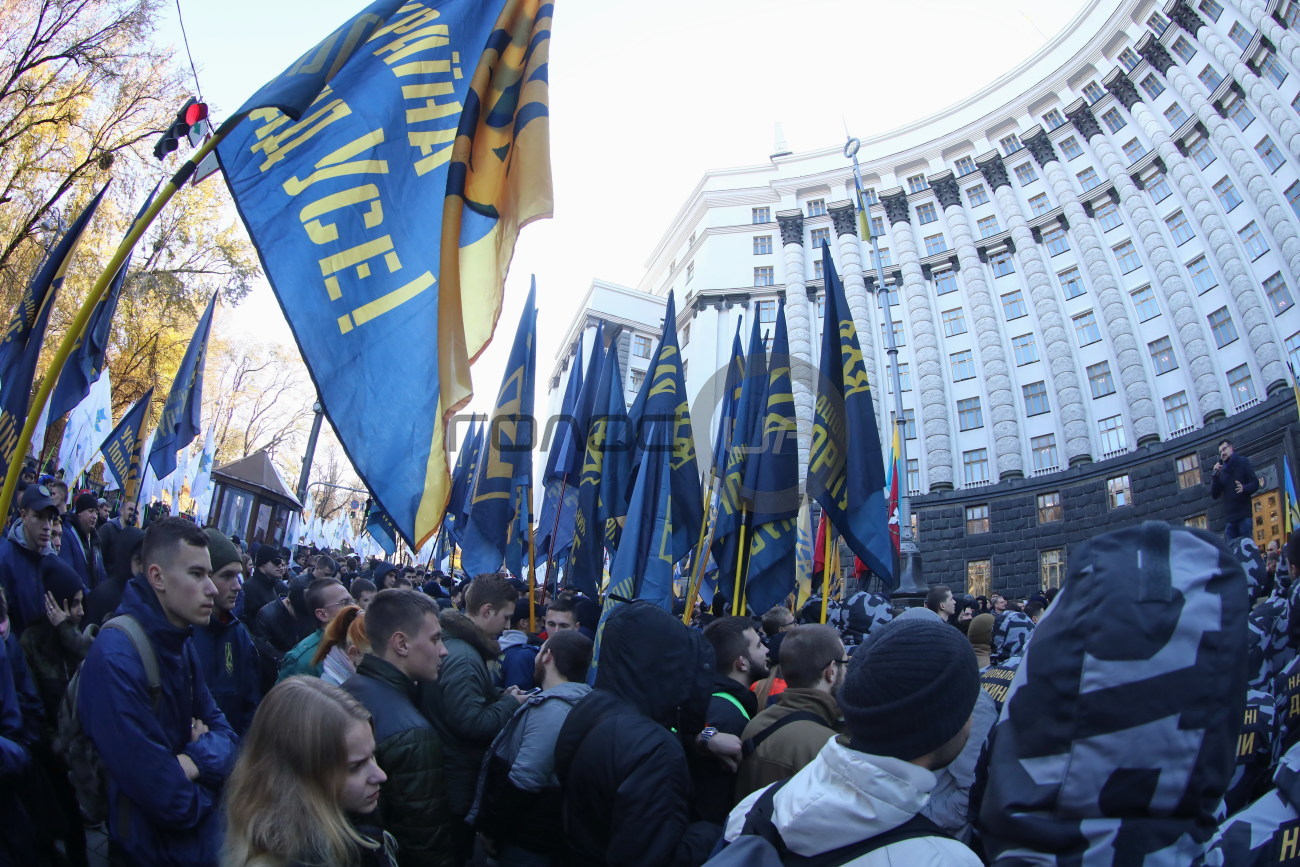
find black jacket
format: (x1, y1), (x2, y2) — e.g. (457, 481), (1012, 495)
(238, 569), (284, 628)
(1211, 452), (1259, 521)
(690, 673), (759, 824)
(342, 655), (453, 867)
(554, 601), (720, 867)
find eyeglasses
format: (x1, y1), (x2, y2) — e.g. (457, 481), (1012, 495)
(270, 558), (284, 566)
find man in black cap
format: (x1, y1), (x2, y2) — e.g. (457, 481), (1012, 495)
(0, 484), (57, 632)
(59, 491), (104, 590)
(238, 542), (288, 625)
(720, 618), (983, 864)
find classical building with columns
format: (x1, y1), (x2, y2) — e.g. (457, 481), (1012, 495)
(548, 0), (1300, 599)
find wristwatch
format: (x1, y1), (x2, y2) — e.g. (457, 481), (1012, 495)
(697, 726), (719, 748)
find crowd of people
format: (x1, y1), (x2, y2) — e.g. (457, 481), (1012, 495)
(0, 461), (1298, 865)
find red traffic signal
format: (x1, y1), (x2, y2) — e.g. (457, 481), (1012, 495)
(152, 98), (208, 161)
(184, 101), (208, 127)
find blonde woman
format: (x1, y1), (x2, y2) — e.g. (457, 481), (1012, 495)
(222, 677), (395, 867)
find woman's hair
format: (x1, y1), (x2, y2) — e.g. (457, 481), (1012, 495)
(222, 677), (376, 867)
(312, 606), (367, 668)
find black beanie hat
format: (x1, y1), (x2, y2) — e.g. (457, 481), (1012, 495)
(41, 555), (85, 606)
(255, 545), (281, 568)
(837, 618), (980, 761)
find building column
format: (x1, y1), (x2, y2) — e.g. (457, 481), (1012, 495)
(876, 191), (955, 489)
(975, 153), (1090, 465)
(828, 202), (885, 426)
(1238, 0), (1300, 88)
(777, 210), (816, 479)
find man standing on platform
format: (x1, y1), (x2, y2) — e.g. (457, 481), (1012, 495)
(1211, 439), (1258, 542)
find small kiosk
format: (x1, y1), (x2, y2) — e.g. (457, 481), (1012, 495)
(207, 450), (302, 548)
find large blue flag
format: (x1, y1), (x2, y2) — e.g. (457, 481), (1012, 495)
(460, 282), (536, 575)
(711, 322), (745, 478)
(216, 0), (553, 549)
(445, 419), (484, 545)
(0, 185), (109, 471)
(49, 184), (158, 422)
(366, 499), (400, 556)
(712, 315), (767, 589)
(147, 292), (217, 479)
(537, 340), (587, 558)
(808, 243), (894, 589)
(745, 300), (799, 613)
(101, 388), (154, 503)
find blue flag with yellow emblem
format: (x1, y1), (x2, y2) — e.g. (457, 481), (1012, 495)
(711, 322), (745, 479)
(711, 315), (767, 590)
(446, 419), (483, 546)
(0, 184), (108, 471)
(100, 387), (154, 503)
(460, 282), (536, 575)
(147, 292), (217, 480)
(216, 0), (553, 549)
(366, 499), (400, 556)
(807, 243), (894, 589)
(537, 337), (587, 559)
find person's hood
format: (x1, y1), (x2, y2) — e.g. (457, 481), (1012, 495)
(440, 608), (501, 659)
(726, 738), (935, 857)
(118, 576), (193, 654)
(968, 613), (994, 649)
(110, 527), (144, 582)
(7, 517), (52, 555)
(498, 628), (529, 652)
(594, 600), (714, 727)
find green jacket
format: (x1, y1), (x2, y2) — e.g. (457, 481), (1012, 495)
(276, 628), (323, 682)
(734, 687), (841, 801)
(420, 610), (519, 816)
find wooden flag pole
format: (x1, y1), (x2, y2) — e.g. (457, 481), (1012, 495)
(731, 508), (748, 616)
(820, 525), (834, 624)
(0, 120), (235, 519)
(681, 469), (717, 624)
(526, 484), (538, 635)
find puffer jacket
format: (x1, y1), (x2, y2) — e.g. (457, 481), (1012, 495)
(342, 654), (453, 867)
(723, 738), (982, 865)
(420, 609), (519, 816)
(0, 520), (51, 633)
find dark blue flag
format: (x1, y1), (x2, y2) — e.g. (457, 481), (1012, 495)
(100, 388), (154, 503)
(446, 419), (484, 546)
(808, 243), (894, 589)
(745, 300), (799, 614)
(0, 185), (109, 470)
(711, 322), (745, 478)
(537, 339), (588, 559)
(49, 183), (158, 421)
(366, 501), (399, 556)
(147, 292), (217, 479)
(216, 0), (553, 549)
(712, 315), (767, 590)
(460, 283), (536, 575)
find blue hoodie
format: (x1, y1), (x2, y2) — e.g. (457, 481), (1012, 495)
(77, 577), (239, 866)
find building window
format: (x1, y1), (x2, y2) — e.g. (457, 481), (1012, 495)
(976, 215), (1000, 238)
(806, 199), (826, 217)
(1228, 21), (1253, 50)
(907, 458), (920, 493)
(901, 408), (916, 440)
(907, 174), (929, 194)
(954, 155), (977, 176)
(753, 235), (773, 255)
(1043, 226), (1071, 256)
(967, 184), (990, 206)
(1038, 492), (1063, 523)
(810, 227), (831, 249)
(1198, 0), (1223, 21)
(1259, 51), (1288, 87)
(861, 188), (879, 205)
(1083, 81), (1105, 103)
(1113, 239), (1141, 273)
(1059, 266), (1086, 299)
(1264, 272), (1294, 313)
(880, 318), (904, 346)
(966, 559), (991, 598)
(965, 504), (990, 535)
(876, 248), (892, 268)
(1141, 74), (1166, 99)
(942, 307), (968, 336)
(632, 334), (653, 358)
(1029, 192), (1052, 216)
(1014, 163), (1038, 185)
(1176, 454), (1201, 488)
(1043, 108), (1066, 130)
(990, 249), (1015, 277)
(754, 266), (775, 286)
(1187, 136), (1215, 169)
(1119, 47), (1142, 72)
(963, 449), (989, 485)
(1041, 548), (1067, 589)
(1165, 210), (1194, 245)
(1031, 434), (1058, 472)
(1023, 380), (1050, 415)
(916, 202), (938, 225)
(752, 206), (771, 224)
(1184, 513), (1208, 529)
(1131, 285), (1160, 321)
(1000, 133), (1023, 155)
(1122, 137), (1147, 161)
(1172, 36), (1197, 64)
(1147, 172), (1173, 202)
(1107, 474), (1133, 508)
(1257, 136), (1286, 172)
(1012, 333), (1039, 365)
(1228, 363), (1257, 407)
(756, 300), (777, 325)
(950, 349), (975, 380)
(1293, 92), (1300, 115)
(1074, 310), (1102, 346)
(1226, 97), (1255, 130)
(681, 322), (690, 347)
(1188, 255), (1218, 293)
(1213, 176), (1242, 211)
(1239, 221), (1269, 258)
(1199, 64), (1225, 92)
(1060, 136), (1083, 160)
(958, 397), (984, 431)
(871, 216), (885, 236)
(1165, 391), (1194, 432)
(813, 260), (824, 280)
(1149, 336), (1178, 374)
(924, 234), (947, 255)
(1077, 167), (1101, 191)
(1287, 181), (1300, 219)
(686, 262), (694, 282)
(1165, 102), (1189, 128)
(1096, 201), (1123, 231)
(1102, 108), (1128, 134)
(629, 369), (645, 390)
(892, 362), (912, 392)
(1099, 415), (1127, 453)
(1287, 330), (1300, 371)
(1088, 361), (1115, 397)
(935, 270), (958, 295)
(1001, 289), (1028, 319)
(1208, 306), (1238, 347)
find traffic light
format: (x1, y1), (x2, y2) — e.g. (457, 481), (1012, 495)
(152, 98), (208, 160)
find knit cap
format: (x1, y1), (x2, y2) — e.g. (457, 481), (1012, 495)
(204, 528), (242, 574)
(255, 544), (282, 568)
(41, 555), (85, 606)
(837, 617), (980, 760)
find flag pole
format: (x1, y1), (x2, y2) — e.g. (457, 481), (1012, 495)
(682, 469), (717, 624)
(527, 484), (538, 635)
(731, 508), (748, 616)
(0, 121), (235, 519)
(820, 525), (834, 624)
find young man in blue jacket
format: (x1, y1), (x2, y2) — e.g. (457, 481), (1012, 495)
(192, 528), (263, 734)
(78, 517), (239, 866)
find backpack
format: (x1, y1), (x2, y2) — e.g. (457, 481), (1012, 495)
(54, 614), (160, 825)
(704, 777), (949, 866)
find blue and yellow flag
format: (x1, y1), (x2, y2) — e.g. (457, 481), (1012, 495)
(537, 338), (589, 559)
(147, 292), (217, 480)
(0, 185), (109, 471)
(807, 242), (894, 590)
(445, 419), (484, 545)
(1285, 455), (1299, 539)
(216, 0), (553, 549)
(100, 388), (154, 504)
(50, 184), (158, 422)
(712, 315), (767, 588)
(366, 499), (400, 556)
(745, 300), (799, 614)
(710, 322), (745, 478)
(460, 282), (536, 575)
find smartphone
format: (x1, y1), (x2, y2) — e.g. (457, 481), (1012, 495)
(523, 687), (543, 696)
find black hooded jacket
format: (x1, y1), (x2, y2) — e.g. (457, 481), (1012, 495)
(554, 601), (720, 867)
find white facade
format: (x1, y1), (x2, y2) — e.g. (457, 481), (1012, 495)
(550, 0), (1300, 496)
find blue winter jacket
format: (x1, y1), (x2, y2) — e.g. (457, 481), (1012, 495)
(192, 611), (263, 736)
(0, 520), (51, 634)
(58, 512), (104, 590)
(77, 578), (239, 866)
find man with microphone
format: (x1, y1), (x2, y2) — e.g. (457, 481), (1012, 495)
(1211, 439), (1259, 542)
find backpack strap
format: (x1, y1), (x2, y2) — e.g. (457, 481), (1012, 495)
(713, 690), (752, 721)
(746, 711), (827, 753)
(103, 615), (161, 713)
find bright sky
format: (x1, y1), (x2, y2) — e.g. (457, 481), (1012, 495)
(157, 0), (1088, 424)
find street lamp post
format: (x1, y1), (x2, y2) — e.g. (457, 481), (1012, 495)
(296, 401), (324, 505)
(844, 136), (927, 601)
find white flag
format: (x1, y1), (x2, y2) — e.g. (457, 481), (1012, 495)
(189, 426), (217, 503)
(58, 372), (113, 482)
